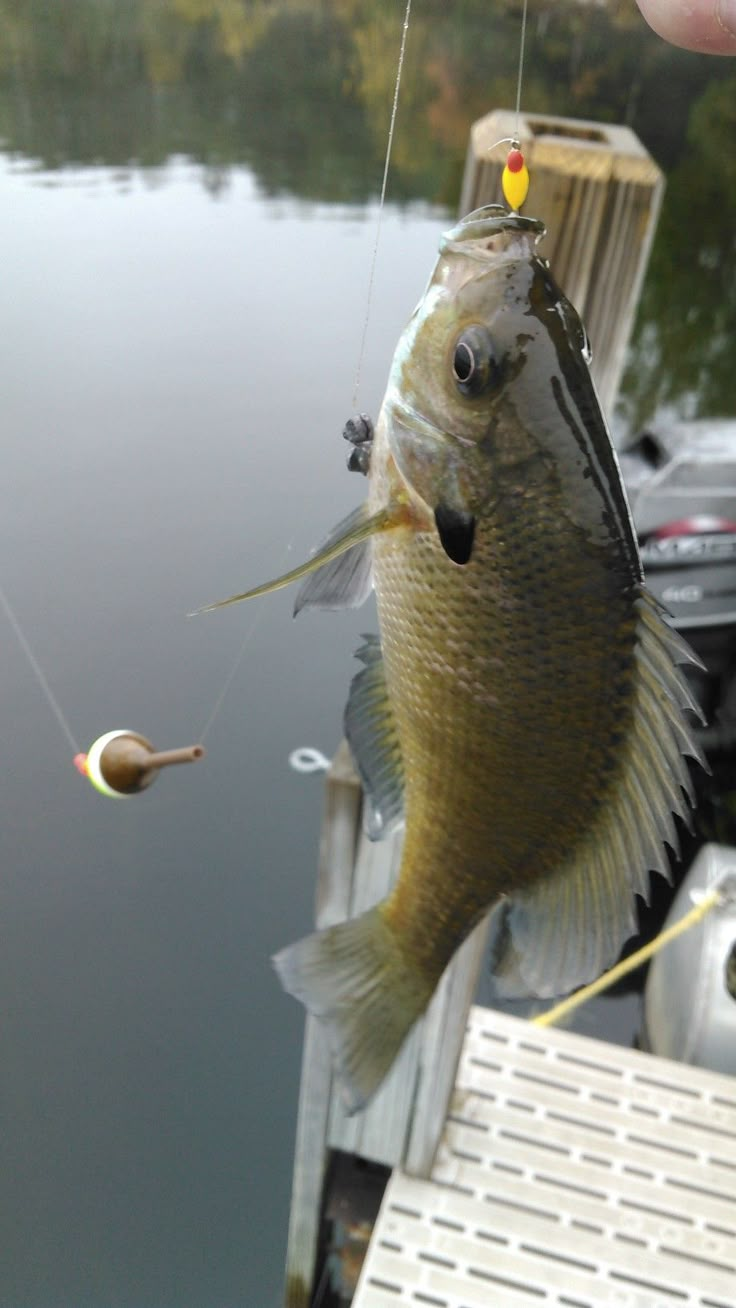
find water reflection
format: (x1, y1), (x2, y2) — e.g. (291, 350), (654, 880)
(0, 150), (444, 1307)
(2, 0), (735, 422)
(2, 4), (736, 1306)
(620, 71), (736, 430)
(0, 2), (725, 185)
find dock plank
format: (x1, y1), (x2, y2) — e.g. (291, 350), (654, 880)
(354, 1006), (736, 1307)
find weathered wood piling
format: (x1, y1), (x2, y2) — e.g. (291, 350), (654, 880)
(283, 743), (490, 1306)
(461, 109), (664, 416)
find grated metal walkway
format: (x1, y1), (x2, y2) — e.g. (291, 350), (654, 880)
(353, 1005), (736, 1308)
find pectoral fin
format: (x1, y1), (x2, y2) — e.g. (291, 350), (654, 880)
(194, 504), (402, 615)
(294, 505), (377, 615)
(434, 504), (475, 565)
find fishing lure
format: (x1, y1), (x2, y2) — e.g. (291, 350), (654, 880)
(502, 146), (530, 211)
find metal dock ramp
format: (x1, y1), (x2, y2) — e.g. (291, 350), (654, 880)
(353, 1005), (736, 1308)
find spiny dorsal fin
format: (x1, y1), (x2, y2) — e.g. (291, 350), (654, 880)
(492, 586), (702, 999)
(344, 634), (404, 840)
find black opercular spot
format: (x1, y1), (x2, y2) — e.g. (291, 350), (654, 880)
(434, 504), (476, 565)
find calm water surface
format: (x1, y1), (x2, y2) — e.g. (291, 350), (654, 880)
(1, 4), (734, 1305)
(0, 156), (444, 1307)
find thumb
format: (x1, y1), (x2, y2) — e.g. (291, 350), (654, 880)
(636, 0), (736, 52)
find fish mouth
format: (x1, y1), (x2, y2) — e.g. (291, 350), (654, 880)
(441, 205), (545, 260)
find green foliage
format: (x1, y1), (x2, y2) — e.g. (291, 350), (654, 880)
(2, 0), (736, 426)
(619, 71), (736, 430)
(0, 0), (728, 197)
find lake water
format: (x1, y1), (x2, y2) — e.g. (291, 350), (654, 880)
(0, 156), (449, 1307)
(0, 4), (733, 1306)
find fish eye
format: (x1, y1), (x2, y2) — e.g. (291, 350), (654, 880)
(451, 326), (500, 397)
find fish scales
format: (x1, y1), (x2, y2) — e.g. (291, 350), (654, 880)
(211, 206), (702, 1111)
(372, 447), (639, 983)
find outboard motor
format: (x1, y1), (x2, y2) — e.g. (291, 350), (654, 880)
(621, 421), (736, 1069)
(622, 419), (736, 750)
(641, 845), (736, 1073)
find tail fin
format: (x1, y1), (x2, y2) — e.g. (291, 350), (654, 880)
(273, 906), (430, 1112)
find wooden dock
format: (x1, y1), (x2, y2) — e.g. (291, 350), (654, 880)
(353, 1004), (736, 1307)
(283, 743), (490, 1307)
(460, 110), (664, 417)
(283, 745), (736, 1307)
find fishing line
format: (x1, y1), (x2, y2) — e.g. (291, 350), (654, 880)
(0, 533), (291, 779)
(196, 594), (268, 745)
(195, 541), (295, 745)
(351, 0), (413, 410)
(196, 10), (415, 752)
(198, 6), (415, 749)
(3, 0), (532, 784)
(0, 578), (81, 755)
(514, 0), (530, 144)
(531, 883), (731, 1028)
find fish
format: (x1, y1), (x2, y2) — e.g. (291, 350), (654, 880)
(202, 205), (704, 1112)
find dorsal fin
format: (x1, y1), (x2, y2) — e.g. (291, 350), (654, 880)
(491, 587), (703, 999)
(344, 634), (404, 840)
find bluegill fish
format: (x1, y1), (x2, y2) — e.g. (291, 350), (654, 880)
(205, 207), (702, 1111)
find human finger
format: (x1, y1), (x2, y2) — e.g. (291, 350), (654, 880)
(636, 0), (736, 53)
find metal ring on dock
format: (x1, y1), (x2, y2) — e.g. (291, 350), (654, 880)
(289, 747), (330, 774)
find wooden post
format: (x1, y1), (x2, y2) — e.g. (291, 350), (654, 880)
(283, 741), (362, 1308)
(460, 109), (664, 418)
(283, 742), (490, 1305)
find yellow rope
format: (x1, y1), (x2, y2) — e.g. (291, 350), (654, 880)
(531, 888), (722, 1029)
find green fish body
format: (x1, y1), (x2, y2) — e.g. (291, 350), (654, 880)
(213, 208), (702, 1110)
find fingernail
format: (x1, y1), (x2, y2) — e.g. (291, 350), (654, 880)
(717, 0), (736, 40)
